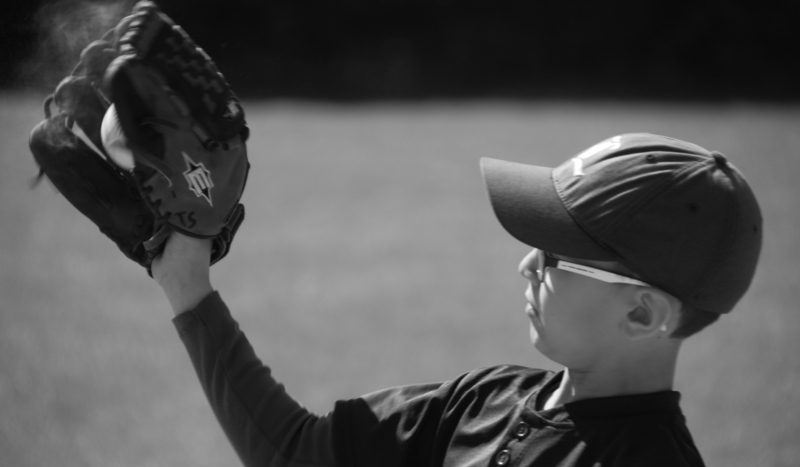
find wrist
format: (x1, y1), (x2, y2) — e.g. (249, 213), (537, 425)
(152, 233), (214, 315)
(160, 268), (213, 316)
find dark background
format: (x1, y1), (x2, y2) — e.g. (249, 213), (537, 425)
(3, 0), (799, 100)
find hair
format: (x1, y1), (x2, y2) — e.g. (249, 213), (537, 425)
(670, 304), (721, 339)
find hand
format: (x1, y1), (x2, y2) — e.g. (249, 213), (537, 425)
(152, 232), (214, 316)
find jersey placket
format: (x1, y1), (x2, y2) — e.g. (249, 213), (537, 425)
(491, 419), (533, 466)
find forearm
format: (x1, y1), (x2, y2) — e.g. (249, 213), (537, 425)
(174, 292), (336, 467)
(154, 233), (336, 466)
(152, 233), (214, 316)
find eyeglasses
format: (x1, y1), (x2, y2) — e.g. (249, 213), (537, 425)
(536, 250), (652, 287)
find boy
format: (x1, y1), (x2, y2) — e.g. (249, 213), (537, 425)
(152, 133), (762, 466)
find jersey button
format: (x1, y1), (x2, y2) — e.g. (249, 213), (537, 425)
(514, 422), (530, 439)
(495, 449), (511, 466)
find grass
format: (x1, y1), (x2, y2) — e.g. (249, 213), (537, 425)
(1, 93), (798, 466)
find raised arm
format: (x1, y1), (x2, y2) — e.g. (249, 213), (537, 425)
(152, 233), (337, 467)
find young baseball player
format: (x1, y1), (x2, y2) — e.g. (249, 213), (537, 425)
(152, 133), (762, 467)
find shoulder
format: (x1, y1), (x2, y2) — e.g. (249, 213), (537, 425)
(331, 365), (555, 466)
(342, 364), (552, 420)
(438, 364), (554, 414)
(358, 364), (551, 405)
(451, 364), (553, 393)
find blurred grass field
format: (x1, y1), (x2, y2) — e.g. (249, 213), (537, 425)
(1, 92), (798, 466)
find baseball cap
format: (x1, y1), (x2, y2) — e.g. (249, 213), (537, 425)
(480, 133), (762, 314)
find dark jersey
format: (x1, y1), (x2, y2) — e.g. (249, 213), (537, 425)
(173, 292), (706, 467)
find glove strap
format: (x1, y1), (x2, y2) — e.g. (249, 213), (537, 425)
(144, 223), (172, 253)
(210, 203), (245, 265)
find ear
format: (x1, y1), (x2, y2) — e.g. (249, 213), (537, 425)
(622, 289), (680, 340)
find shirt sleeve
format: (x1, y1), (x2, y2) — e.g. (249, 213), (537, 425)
(172, 291), (336, 467)
(331, 366), (525, 467)
(331, 383), (450, 467)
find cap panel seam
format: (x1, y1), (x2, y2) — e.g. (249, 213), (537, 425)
(605, 155), (725, 244)
(554, 156), (709, 259)
(555, 157), (731, 310)
(551, 170), (614, 255)
(596, 170), (677, 241)
(626, 159), (724, 300)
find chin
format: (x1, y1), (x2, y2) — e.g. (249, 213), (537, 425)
(529, 325), (547, 353)
(529, 328), (564, 366)
(528, 322), (538, 343)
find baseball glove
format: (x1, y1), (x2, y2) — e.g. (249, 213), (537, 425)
(29, 1), (249, 272)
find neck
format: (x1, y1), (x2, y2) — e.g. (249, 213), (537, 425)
(543, 342), (680, 410)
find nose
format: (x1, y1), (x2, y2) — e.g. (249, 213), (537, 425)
(518, 248), (540, 280)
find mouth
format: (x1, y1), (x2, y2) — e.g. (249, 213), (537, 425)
(525, 302), (539, 319)
(524, 286), (539, 318)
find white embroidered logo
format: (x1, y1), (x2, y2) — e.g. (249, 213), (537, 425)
(223, 99), (241, 119)
(182, 152), (214, 206)
(570, 135), (622, 177)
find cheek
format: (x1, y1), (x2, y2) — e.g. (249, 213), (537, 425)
(535, 300), (616, 367)
(540, 280), (620, 339)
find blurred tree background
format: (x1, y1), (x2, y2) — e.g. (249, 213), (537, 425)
(3, 0), (799, 100)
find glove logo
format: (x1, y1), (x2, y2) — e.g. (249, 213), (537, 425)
(223, 98), (242, 120)
(182, 152), (214, 206)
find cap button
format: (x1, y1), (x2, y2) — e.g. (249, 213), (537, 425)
(711, 151), (728, 167)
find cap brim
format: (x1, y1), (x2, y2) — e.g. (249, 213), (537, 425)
(480, 157), (613, 260)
